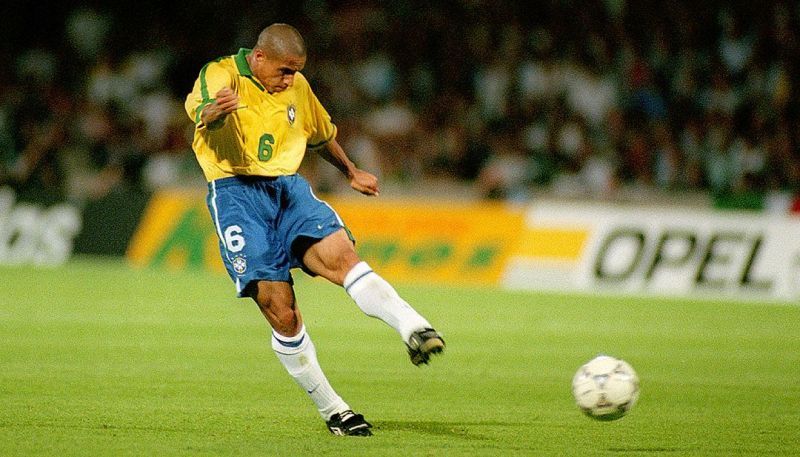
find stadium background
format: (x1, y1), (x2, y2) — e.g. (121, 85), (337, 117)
(1, 0), (798, 302)
(2, 2), (800, 455)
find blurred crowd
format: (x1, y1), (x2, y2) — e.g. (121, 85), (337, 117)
(1, 1), (799, 209)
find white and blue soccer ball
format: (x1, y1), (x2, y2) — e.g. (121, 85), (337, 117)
(572, 355), (640, 421)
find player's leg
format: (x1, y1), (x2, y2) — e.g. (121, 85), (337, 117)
(207, 177), (370, 435)
(301, 229), (445, 365)
(247, 279), (371, 436)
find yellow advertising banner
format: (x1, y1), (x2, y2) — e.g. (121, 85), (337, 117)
(125, 190), (590, 286)
(327, 198), (525, 285)
(126, 190), (225, 274)
(126, 191), (524, 284)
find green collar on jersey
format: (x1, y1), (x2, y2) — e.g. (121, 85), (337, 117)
(234, 48), (265, 91)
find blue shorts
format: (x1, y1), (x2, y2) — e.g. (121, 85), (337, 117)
(206, 174), (349, 297)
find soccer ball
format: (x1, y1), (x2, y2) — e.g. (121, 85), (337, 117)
(572, 355), (639, 421)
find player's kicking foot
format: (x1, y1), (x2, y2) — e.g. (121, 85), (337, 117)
(406, 328), (445, 366)
(326, 410), (373, 436)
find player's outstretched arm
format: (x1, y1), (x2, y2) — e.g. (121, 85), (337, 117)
(317, 138), (380, 196)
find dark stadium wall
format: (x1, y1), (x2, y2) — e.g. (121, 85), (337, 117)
(72, 189), (152, 257)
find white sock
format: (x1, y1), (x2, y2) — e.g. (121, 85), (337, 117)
(344, 261), (432, 342)
(271, 325), (349, 420)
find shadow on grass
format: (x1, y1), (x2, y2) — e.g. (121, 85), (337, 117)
(375, 420), (519, 440)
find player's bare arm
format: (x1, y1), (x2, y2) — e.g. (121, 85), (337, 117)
(200, 87), (239, 126)
(317, 138), (380, 196)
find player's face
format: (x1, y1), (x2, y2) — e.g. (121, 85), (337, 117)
(251, 50), (306, 94)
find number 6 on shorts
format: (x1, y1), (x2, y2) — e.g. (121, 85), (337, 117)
(224, 225), (246, 253)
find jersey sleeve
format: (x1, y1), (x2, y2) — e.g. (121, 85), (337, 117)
(304, 81), (337, 149)
(184, 61), (234, 127)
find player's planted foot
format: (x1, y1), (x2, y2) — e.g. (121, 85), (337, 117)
(406, 328), (445, 366)
(326, 410), (373, 436)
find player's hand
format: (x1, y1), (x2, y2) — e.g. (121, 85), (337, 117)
(349, 168), (380, 196)
(201, 87), (239, 127)
(214, 87), (239, 113)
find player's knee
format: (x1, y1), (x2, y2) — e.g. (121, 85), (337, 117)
(336, 248), (360, 275)
(305, 233), (360, 285)
(271, 307), (299, 334)
(261, 298), (300, 335)
(250, 282), (301, 334)
(323, 249), (359, 286)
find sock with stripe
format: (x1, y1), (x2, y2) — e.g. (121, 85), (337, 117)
(271, 325), (349, 420)
(344, 261), (432, 342)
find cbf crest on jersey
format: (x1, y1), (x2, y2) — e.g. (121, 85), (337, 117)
(287, 104), (296, 126)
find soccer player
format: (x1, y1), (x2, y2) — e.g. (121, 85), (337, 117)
(184, 23), (445, 437)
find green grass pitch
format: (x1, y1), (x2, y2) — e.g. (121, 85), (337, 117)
(1, 258), (799, 456)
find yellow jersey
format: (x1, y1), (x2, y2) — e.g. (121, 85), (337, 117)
(184, 48), (337, 181)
